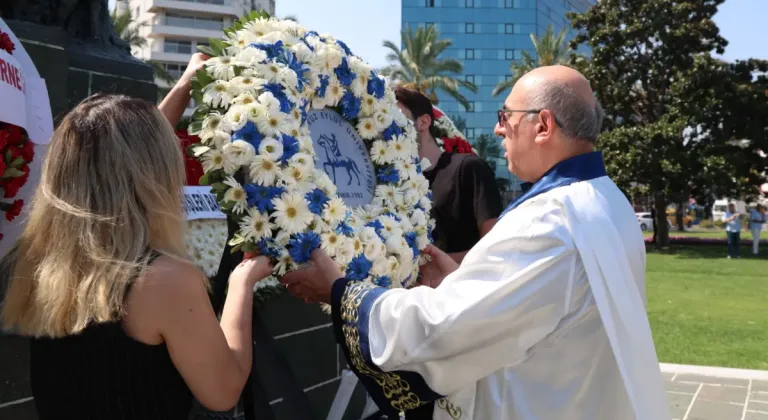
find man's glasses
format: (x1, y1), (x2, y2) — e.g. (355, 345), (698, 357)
(497, 109), (562, 127)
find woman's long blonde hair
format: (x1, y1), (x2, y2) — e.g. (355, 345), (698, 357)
(1, 94), (190, 337)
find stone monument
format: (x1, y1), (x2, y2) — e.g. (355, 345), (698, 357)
(0, 2), (156, 418)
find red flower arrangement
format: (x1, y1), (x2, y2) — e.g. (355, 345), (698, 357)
(431, 106), (477, 155)
(0, 122), (34, 230)
(177, 129), (204, 186)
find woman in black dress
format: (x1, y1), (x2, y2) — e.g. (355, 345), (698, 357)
(1, 54), (272, 419)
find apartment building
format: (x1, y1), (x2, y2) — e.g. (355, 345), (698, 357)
(120, 0), (275, 115)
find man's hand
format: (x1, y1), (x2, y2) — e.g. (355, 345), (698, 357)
(416, 245), (459, 288)
(280, 249), (344, 304)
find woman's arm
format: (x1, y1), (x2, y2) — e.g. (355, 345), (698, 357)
(158, 53), (209, 128)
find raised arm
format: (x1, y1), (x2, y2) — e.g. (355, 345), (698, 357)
(158, 53), (209, 128)
(332, 199), (577, 413)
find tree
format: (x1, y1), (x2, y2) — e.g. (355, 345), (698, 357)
(570, 0), (768, 246)
(492, 25), (573, 97)
(382, 24), (477, 110)
(448, 114), (467, 135)
(111, 3), (176, 86)
(472, 134), (502, 171)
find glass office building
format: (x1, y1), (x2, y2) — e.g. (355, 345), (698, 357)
(401, 0), (595, 191)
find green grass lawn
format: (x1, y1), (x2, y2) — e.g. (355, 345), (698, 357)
(647, 245), (768, 370)
(644, 229), (768, 240)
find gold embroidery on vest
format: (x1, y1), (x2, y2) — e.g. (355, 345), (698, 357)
(340, 281), (423, 412)
(437, 398), (462, 419)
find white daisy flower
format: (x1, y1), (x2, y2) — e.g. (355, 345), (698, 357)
(321, 231), (344, 257)
(205, 56), (236, 80)
(379, 216), (403, 239)
(369, 256), (389, 277)
(223, 176), (248, 214)
(325, 78), (345, 106)
(315, 46), (343, 74)
(257, 61), (284, 84)
(225, 105), (249, 131)
(376, 185), (404, 206)
(234, 46), (268, 66)
(360, 95), (379, 117)
(410, 209), (428, 227)
(373, 111), (393, 131)
(258, 137), (284, 161)
(272, 192), (313, 234)
(385, 256), (401, 279)
(289, 152), (314, 172)
(356, 118), (378, 140)
(249, 155), (280, 186)
(256, 110), (289, 138)
(245, 102), (268, 122)
(244, 18), (272, 37)
(313, 170), (337, 196)
(322, 197), (348, 224)
(370, 140), (395, 164)
(419, 196), (432, 212)
(239, 207), (275, 241)
(274, 250), (295, 276)
(280, 164), (307, 187)
(201, 149), (225, 173)
(278, 67), (299, 89)
(209, 130), (232, 149)
(231, 92), (259, 107)
(274, 230), (292, 247)
(230, 76), (263, 97)
(395, 160), (418, 182)
(203, 80), (234, 108)
(388, 138), (410, 161)
(200, 113), (229, 141)
(222, 140), (256, 168)
(226, 29), (257, 54)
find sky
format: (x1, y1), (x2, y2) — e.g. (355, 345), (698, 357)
(273, 0), (767, 69)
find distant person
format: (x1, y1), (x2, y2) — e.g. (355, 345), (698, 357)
(395, 87), (503, 265)
(749, 204), (765, 255)
(0, 54), (275, 420)
(722, 203), (742, 258)
(651, 207), (658, 243)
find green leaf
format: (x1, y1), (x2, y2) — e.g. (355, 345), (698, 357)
(241, 241), (257, 253)
(10, 157), (24, 168)
(197, 45), (217, 57)
(210, 182), (228, 192)
(3, 167), (24, 178)
(195, 69), (213, 87)
(220, 200), (235, 211)
(229, 234), (246, 246)
(188, 120), (203, 135)
(209, 39), (228, 56)
(230, 242), (243, 254)
(193, 146), (211, 157)
(198, 173), (211, 186)
(191, 90), (204, 106)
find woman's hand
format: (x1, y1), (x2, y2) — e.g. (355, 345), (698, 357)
(159, 53), (210, 127)
(416, 245), (459, 288)
(280, 249), (343, 304)
(178, 53), (211, 91)
(229, 255), (273, 288)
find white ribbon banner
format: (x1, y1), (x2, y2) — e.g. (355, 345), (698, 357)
(183, 186), (226, 220)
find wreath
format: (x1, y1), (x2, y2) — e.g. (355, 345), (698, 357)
(186, 12), (434, 299)
(431, 106), (477, 155)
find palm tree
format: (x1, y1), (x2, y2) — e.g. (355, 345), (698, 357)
(492, 25), (573, 97)
(382, 24), (477, 110)
(111, 3), (176, 86)
(472, 134), (502, 171)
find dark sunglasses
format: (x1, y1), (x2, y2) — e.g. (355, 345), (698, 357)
(497, 109), (562, 128)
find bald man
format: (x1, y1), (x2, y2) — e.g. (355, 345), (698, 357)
(281, 66), (670, 419)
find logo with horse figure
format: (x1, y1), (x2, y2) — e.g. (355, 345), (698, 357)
(307, 109), (375, 208)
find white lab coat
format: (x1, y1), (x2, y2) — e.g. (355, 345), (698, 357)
(331, 170), (670, 419)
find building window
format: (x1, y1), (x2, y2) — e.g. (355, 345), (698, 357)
(466, 74), (475, 84)
(161, 62), (187, 80)
(466, 49), (475, 60)
(505, 49), (515, 60)
(165, 13), (224, 31)
(466, 23), (474, 33)
(465, 0), (474, 7)
(505, 0), (514, 7)
(505, 23), (515, 34)
(467, 128), (476, 139)
(506, 74), (513, 81)
(164, 39), (193, 54)
(425, 0), (435, 6)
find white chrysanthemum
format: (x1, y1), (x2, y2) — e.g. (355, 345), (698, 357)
(370, 140), (394, 164)
(239, 207), (274, 241)
(325, 78), (345, 106)
(209, 130), (232, 149)
(321, 231), (344, 257)
(245, 102), (267, 123)
(225, 105), (249, 131)
(373, 111), (394, 131)
(385, 256), (401, 279)
(369, 256), (389, 277)
(356, 118), (378, 140)
(200, 113), (229, 141)
(223, 176), (248, 214)
(410, 209), (428, 227)
(205, 56), (237, 80)
(249, 155), (280, 186)
(315, 46), (343, 74)
(360, 95), (379, 117)
(222, 140), (256, 168)
(350, 70), (369, 97)
(229, 76), (263, 97)
(255, 110), (289, 138)
(291, 42), (314, 63)
(403, 188), (420, 207)
(280, 164), (307, 187)
(313, 171), (337, 196)
(202, 80), (234, 108)
(379, 216), (403, 239)
(272, 192), (313, 234)
(231, 92), (259, 107)
(278, 67), (299, 89)
(235, 46), (268, 66)
(201, 149), (225, 173)
(274, 250), (296, 276)
(322, 197), (347, 224)
(289, 152), (313, 172)
(335, 238), (355, 266)
(258, 137), (284, 161)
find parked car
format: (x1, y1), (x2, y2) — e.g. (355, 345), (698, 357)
(636, 212), (672, 231)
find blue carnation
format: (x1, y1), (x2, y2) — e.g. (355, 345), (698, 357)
(262, 83), (294, 113)
(383, 122), (404, 141)
(244, 185), (285, 213)
(373, 276), (392, 288)
(281, 134), (300, 163)
(249, 40), (284, 60)
(336, 40), (353, 56)
(334, 58), (356, 87)
(404, 231), (420, 256)
(305, 188), (329, 216)
(427, 191), (433, 201)
(413, 157), (423, 174)
(367, 71), (386, 99)
(377, 166), (400, 184)
(278, 50), (310, 90)
(336, 220), (355, 236)
(364, 220), (387, 242)
(288, 232), (321, 264)
(256, 238), (281, 259)
(339, 91), (361, 120)
(346, 254), (372, 281)
(315, 74), (330, 97)
(233, 121), (264, 150)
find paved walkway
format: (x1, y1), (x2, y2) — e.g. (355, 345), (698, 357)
(662, 364), (768, 420)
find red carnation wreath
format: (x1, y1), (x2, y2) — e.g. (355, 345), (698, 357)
(0, 30), (33, 240)
(431, 106), (477, 155)
(177, 129), (204, 186)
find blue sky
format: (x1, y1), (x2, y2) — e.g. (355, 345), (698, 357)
(274, 0), (766, 69)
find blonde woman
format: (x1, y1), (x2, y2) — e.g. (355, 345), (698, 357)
(0, 54), (272, 419)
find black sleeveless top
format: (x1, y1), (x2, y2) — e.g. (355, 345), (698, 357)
(29, 252), (193, 420)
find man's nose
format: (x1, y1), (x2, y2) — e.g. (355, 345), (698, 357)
(493, 121), (505, 137)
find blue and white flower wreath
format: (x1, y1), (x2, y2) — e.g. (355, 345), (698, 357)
(188, 12), (435, 301)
